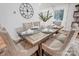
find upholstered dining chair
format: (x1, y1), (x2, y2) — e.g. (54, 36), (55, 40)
(42, 30), (75, 56)
(23, 22), (32, 30)
(0, 35), (7, 56)
(0, 28), (38, 56)
(53, 21), (61, 26)
(32, 21), (40, 29)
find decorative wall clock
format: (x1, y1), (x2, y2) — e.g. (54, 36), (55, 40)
(19, 3), (34, 19)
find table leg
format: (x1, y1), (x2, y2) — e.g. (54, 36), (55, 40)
(38, 44), (42, 56)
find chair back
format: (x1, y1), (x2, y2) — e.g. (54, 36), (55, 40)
(0, 30), (17, 55)
(23, 22), (32, 30)
(32, 21), (40, 27)
(62, 30), (75, 50)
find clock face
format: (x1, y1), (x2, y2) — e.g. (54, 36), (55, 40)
(19, 3), (34, 19)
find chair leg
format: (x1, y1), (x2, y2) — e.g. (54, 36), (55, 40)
(42, 49), (44, 56)
(42, 50), (51, 56)
(31, 51), (38, 56)
(36, 51), (39, 56)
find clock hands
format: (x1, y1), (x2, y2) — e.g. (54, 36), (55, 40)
(27, 9), (29, 12)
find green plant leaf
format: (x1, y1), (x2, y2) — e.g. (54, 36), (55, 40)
(39, 10), (53, 22)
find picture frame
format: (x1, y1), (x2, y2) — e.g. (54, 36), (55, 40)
(54, 9), (64, 21)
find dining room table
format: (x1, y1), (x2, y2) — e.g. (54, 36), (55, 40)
(17, 26), (63, 56)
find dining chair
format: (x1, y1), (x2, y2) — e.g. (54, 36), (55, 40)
(0, 28), (38, 56)
(23, 22), (32, 30)
(0, 26), (8, 56)
(53, 21), (61, 26)
(42, 30), (75, 56)
(0, 35), (7, 56)
(32, 21), (40, 29)
(14, 39), (38, 56)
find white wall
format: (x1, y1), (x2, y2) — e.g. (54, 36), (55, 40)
(0, 3), (77, 40)
(65, 3), (77, 31)
(0, 3), (41, 40)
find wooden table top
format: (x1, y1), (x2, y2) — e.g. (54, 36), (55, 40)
(22, 28), (61, 45)
(16, 26), (63, 45)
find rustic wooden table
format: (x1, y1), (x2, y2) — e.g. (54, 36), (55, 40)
(22, 29), (62, 55)
(17, 26), (63, 56)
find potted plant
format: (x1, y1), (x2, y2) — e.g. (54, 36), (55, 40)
(39, 10), (53, 22)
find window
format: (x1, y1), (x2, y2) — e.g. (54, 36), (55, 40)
(54, 9), (64, 21)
